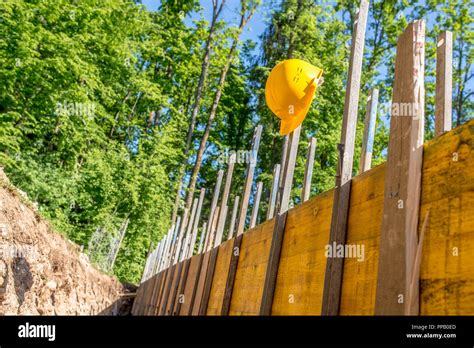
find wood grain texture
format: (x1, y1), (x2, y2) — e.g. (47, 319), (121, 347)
(173, 258), (191, 315)
(134, 120), (474, 316)
(179, 254), (202, 315)
(435, 31), (453, 136)
(272, 190), (334, 315)
(322, 0), (369, 316)
(191, 251), (211, 315)
(206, 239), (234, 315)
(229, 219), (274, 315)
(375, 20), (425, 315)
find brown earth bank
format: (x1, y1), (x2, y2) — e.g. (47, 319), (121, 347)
(0, 169), (134, 315)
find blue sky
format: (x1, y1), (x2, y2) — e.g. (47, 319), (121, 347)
(141, 0), (268, 43)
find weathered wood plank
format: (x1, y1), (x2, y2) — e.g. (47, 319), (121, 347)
(435, 31), (453, 136)
(221, 125), (263, 314)
(301, 137), (316, 202)
(230, 220), (275, 315)
(215, 155), (236, 245)
(267, 164), (281, 220)
(375, 20), (425, 315)
(179, 254), (202, 315)
(250, 181), (263, 228)
(204, 170), (224, 250)
(206, 239), (234, 315)
(227, 196), (240, 240)
(260, 125), (301, 315)
(321, 0), (369, 316)
(359, 89), (378, 174)
(236, 125), (263, 236)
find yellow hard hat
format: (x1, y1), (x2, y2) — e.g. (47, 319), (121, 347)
(265, 59), (323, 135)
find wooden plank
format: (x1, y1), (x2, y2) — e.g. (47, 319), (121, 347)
(204, 170), (224, 250)
(180, 197), (199, 262)
(198, 222), (207, 254)
(221, 125), (263, 314)
(191, 250), (211, 315)
(435, 31), (453, 136)
(267, 164), (281, 220)
(301, 137), (317, 202)
(188, 188), (206, 258)
(276, 136), (289, 214)
(321, 0), (369, 316)
(172, 209), (189, 266)
(160, 202), (195, 315)
(155, 267), (170, 314)
(199, 246), (219, 314)
(167, 261), (184, 315)
(272, 189), (334, 315)
(359, 89), (378, 174)
(173, 258), (191, 315)
(250, 181), (263, 228)
(260, 125), (301, 315)
(375, 20), (425, 315)
(227, 196), (239, 240)
(215, 154), (236, 245)
(221, 234), (243, 315)
(236, 125), (263, 236)
(150, 271), (166, 315)
(158, 264), (177, 315)
(179, 254), (202, 315)
(206, 239), (234, 315)
(230, 220), (275, 315)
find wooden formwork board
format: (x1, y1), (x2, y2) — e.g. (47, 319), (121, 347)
(272, 189), (335, 315)
(165, 264), (182, 315)
(179, 254), (202, 315)
(206, 239), (234, 315)
(158, 265), (176, 315)
(191, 251), (211, 315)
(229, 219), (275, 315)
(173, 258), (191, 315)
(135, 120), (474, 315)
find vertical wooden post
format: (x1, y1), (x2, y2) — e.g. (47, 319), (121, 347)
(188, 188), (206, 258)
(275, 136), (289, 213)
(198, 207), (221, 314)
(267, 164), (281, 220)
(181, 198), (199, 262)
(197, 222), (207, 254)
(250, 181), (263, 228)
(236, 125), (263, 236)
(375, 20), (425, 316)
(172, 208), (190, 265)
(321, 0), (369, 316)
(435, 31), (452, 136)
(301, 137), (317, 202)
(203, 170), (224, 250)
(215, 154), (236, 246)
(359, 89), (378, 174)
(227, 195), (240, 240)
(260, 125), (301, 315)
(172, 188), (206, 316)
(221, 125), (263, 315)
(166, 198), (199, 315)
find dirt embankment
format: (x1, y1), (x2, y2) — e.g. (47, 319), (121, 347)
(0, 169), (132, 315)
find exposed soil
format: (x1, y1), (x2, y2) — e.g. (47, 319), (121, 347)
(0, 168), (133, 315)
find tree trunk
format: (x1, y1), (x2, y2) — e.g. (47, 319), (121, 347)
(170, 0), (226, 226)
(184, 4), (257, 212)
